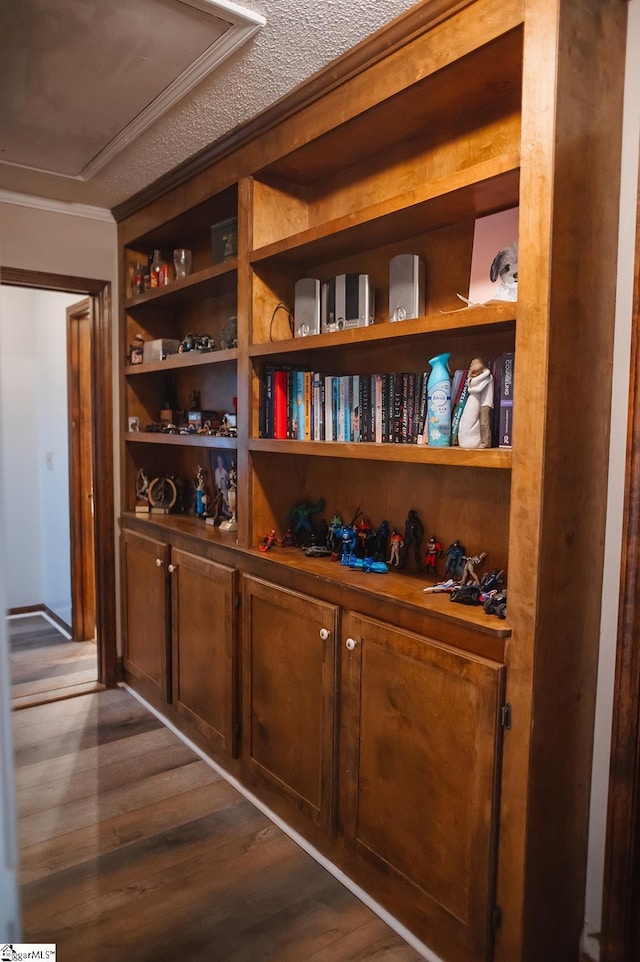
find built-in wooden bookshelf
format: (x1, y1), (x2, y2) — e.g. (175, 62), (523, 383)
(116, 2), (628, 960)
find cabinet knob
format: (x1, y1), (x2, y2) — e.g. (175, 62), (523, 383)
(319, 627), (330, 640)
(168, 564), (176, 573)
(155, 558), (164, 567)
(345, 637), (357, 651)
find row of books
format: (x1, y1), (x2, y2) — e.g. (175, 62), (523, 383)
(259, 354), (514, 447)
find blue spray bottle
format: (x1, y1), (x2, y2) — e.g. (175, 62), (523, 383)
(426, 352), (452, 446)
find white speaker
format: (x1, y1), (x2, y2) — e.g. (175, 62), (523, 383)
(294, 278), (321, 336)
(389, 254), (426, 322)
(321, 274), (374, 332)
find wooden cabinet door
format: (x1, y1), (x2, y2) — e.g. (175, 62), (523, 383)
(340, 612), (506, 962)
(122, 529), (170, 705)
(242, 576), (339, 833)
(171, 548), (237, 757)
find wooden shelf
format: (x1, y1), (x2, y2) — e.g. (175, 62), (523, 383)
(249, 303), (516, 358)
(125, 432), (238, 449)
(125, 260), (237, 310)
(124, 348), (238, 375)
(250, 157), (520, 268)
(120, 511), (511, 642)
(248, 437), (511, 468)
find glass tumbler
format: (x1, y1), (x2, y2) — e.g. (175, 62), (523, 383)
(173, 248), (192, 279)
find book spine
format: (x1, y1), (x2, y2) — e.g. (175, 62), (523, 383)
(262, 365), (274, 438)
(498, 352), (515, 448)
(451, 379), (470, 445)
(359, 375), (369, 442)
(304, 370), (312, 440)
(351, 374), (360, 442)
(416, 372), (428, 443)
(324, 375), (334, 441)
(374, 374), (383, 444)
(273, 368), (288, 439)
(406, 372), (416, 443)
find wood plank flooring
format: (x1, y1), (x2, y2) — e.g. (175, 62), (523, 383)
(13, 688), (425, 961)
(8, 613), (100, 707)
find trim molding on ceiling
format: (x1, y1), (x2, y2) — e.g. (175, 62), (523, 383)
(0, 189), (115, 223)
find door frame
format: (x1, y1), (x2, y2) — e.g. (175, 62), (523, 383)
(67, 297), (96, 643)
(0, 267), (117, 687)
(601, 173), (640, 959)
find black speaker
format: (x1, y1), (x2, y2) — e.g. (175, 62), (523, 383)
(389, 254), (426, 322)
(294, 278), (321, 336)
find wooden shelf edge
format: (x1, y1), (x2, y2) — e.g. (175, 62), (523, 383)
(249, 303), (516, 357)
(248, 438), (512, 468)
(125, 432), (238, 449)
(124, 348), (238, 375)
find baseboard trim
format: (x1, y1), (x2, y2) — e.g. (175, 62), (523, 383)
(7, 604), (72, 637)
(121, 682), (442, 962)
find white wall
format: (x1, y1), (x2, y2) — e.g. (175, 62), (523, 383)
(0, 286), (81, 623)
(583, 1), (640, 956)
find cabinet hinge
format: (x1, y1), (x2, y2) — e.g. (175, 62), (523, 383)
(500, 703), (512, 730)
(235, 593), (242, 609)
(492, 905), (503, 930)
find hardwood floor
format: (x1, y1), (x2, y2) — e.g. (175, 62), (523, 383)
(12, 688), (425, 961)
(8, 613), (100, 708)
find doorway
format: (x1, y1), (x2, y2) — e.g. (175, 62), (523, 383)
(0, 266), (117, 696)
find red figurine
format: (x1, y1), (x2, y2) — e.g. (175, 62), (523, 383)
(425, 535), (443, 576)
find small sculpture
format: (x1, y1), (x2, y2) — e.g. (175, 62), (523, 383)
(219, 462), (238, 531)
(458, 358), (494, 449)
(135, 468), (150, 514)
(400, 509), (424, 571)
(195, 465), (209, 517)
(424, 535), (443, 576)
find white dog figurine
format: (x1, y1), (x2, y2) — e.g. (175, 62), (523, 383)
(489, 243), (518, 301)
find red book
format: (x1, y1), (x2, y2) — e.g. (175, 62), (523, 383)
(274, 369), (288, 439)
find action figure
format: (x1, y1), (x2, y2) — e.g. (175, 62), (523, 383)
(286, 498), (325, 547)
(373, 520), (390, 562)
(424, 535), (443, 576)
(356, 517), (373, 557)
(461, 551), (488, 585)
(259, 529), (277, 552)
(444, 540), (466, 580)
(400, 509), (424, 571)
(388, 530), (404, 566)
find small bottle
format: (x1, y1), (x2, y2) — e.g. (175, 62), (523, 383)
(149, 249), (162, 288)
(426, 352), (452, 446)
(132, 262), (144, 296)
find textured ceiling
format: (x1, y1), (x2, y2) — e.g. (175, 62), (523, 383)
(0, 0), (421, 212)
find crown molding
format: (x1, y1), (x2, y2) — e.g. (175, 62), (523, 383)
(0, 190), (114, 223)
